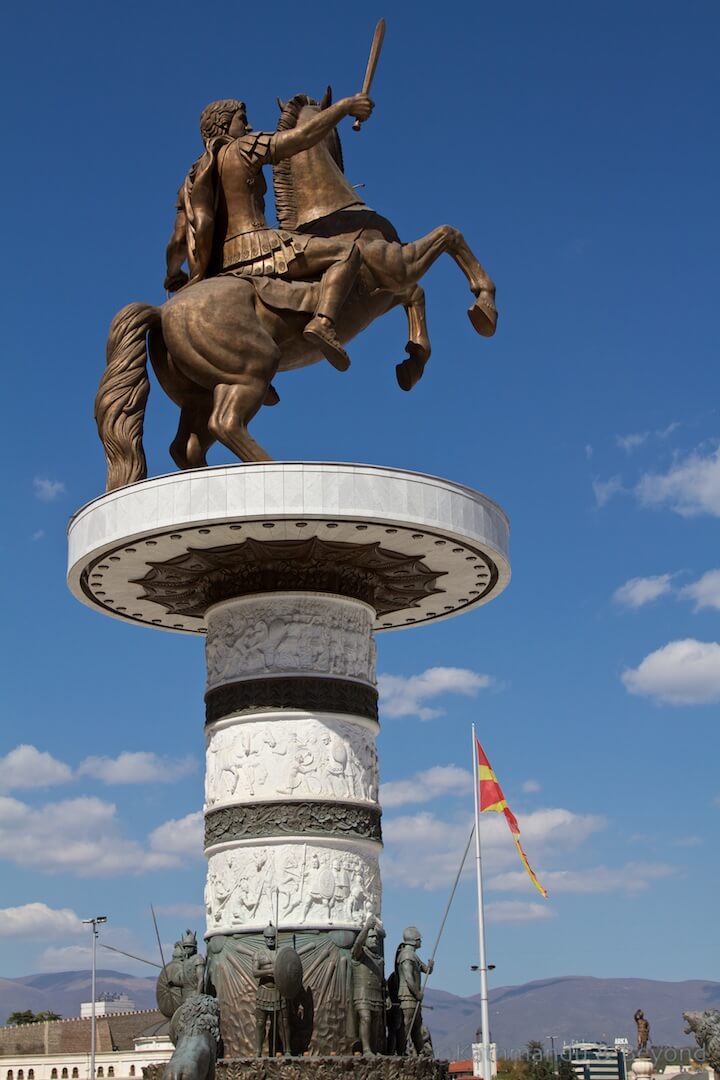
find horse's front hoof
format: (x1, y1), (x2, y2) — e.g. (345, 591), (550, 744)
(468, 294), (498, 337)
(396, 352), (425, 392)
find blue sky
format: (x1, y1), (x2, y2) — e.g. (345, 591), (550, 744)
(1, 0), (719, 1002)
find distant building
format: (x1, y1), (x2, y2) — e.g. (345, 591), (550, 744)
(563, 1042), (627, 1080)
(0, 1009), (170, 1080)
(80, 997), (136, 1020)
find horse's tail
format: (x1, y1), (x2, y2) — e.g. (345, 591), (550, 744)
(95, 302), (161, 491)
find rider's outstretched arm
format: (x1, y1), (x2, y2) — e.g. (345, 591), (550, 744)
(271, 94), (373, 162)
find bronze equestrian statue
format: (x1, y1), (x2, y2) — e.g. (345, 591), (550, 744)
(96, 84), (497, 491)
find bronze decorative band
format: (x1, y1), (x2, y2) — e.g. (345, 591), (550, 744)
(134, 536), (444, 618)
(204, 801), (382, 847)
(205, 676), (378, 725)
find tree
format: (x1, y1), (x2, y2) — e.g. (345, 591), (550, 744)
(6, 1010), (62, 1025)
(558, 1057), (576, 1080)
(526, 1042), (554, 1080)
(7, 1011), (37, 1026)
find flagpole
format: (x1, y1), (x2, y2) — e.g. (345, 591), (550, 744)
(472, 723), (492, 1080)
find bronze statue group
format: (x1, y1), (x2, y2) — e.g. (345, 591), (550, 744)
(160, 919), (435, 1065)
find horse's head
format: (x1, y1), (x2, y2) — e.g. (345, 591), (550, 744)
(274, 89), (361, 229)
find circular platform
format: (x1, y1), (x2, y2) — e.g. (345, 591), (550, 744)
(67, 463), (510, 634)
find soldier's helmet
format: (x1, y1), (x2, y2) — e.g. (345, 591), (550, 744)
(180, 930), (197, 952)
(263, 923), (277, 942)
(403, 926), (421, 945)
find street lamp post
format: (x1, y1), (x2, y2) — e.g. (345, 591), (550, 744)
(83, 916), (107, 1080)
(547, 1035), (558, 1073)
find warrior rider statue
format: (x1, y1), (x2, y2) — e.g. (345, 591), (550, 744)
(164, 92), (374, 374)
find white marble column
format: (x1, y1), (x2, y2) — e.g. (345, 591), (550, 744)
(203, 592), (382, 936)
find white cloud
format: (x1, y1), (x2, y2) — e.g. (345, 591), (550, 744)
(637, 446), (720, 517)
(622, 639), (720, 704)
(681, 570), (720, 612)
(671, 836), (703, 848)
(38, 944), (95, 970)
(489, 862), (676, 895)
(616, 432), (648, 454)
(522, 780), (541, 794)
(585, 444), (594, 460)
(33, 477), (66, 502)
(149, 811), (204, 857)
(0, 795), (179, 876)
(378, 667), (493, 721)
(593, 475), (624, 508)
(0, 745), (73, 791)
(381, 766), (472, 808)
(0, 902), (85, 938)
(154, 902), (205, 919)
(657, 421), (680, 439)
(381, 807), (604, 890)
(613, 574), (674, 609)
(31, 529), (45, 541)
(78, 751), (196, 785)
(486, 901), (555, 923)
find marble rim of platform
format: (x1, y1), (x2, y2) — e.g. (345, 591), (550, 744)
(67, 462), (511, 634)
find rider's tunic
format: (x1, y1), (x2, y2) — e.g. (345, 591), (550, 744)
(217, 132), (310, 277)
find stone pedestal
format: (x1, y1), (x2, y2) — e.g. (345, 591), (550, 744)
(631, 1056), (654, 1080)
(68, 462), (510, 1057)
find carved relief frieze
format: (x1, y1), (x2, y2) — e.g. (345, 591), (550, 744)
(205, 843), (381, 933)
(205, 594), (376, 689)
(205, 716), (378, 808)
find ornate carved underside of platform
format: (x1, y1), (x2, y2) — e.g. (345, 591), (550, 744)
(144, 1058), (449, 1080)
(135, 536), (445, 617)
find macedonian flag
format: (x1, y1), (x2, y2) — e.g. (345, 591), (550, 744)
(476, 737), (548, 898)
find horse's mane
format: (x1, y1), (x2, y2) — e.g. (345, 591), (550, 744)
(273, 94), (345, 230)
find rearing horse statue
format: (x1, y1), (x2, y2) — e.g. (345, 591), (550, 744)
(95, 91), (497, 492)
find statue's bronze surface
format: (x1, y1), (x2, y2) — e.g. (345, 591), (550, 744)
(394, 927), (434, 1057)
(95, 43), (497, 490)
(351, 914), (387, 1056)
(634, 1010), (650, 1054)
(684, 1010), (720, 1073)
(157, 930), (206, 1019)
(253, 925), (293, 1057)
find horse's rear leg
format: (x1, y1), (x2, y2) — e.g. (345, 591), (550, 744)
(396, 285), (431, 392)
(208, 383), (273, 463)
(170, 402), (215, 470)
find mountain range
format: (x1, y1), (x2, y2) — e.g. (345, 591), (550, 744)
(1, 971), (717, 1060)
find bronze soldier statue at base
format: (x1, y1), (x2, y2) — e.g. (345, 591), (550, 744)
(395, 927), (434, 1057)
(351, 914), (387, 1055)
(254, 925), (292, 1057)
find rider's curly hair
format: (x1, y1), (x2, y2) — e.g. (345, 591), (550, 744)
(199, 99), (244, 144)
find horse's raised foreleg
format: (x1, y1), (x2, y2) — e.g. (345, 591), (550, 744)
(361, 225), (497, 337)
(396, 285), (431, 392)
(444, 229), (497, 337)
(208, 383), (273, 463)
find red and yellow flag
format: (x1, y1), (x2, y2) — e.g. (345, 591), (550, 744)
(476, 737), (548, 898)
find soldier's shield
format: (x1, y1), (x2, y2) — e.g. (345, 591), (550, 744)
(156, 963), (183, 1018)
(274, 946), (304, 1000)
(318, 868), (335, 899)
